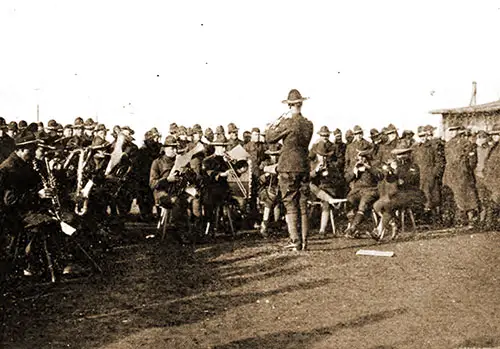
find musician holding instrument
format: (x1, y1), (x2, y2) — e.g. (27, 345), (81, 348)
(343, 144), (381, 238)
(372, 147), (424, 239)
(201, 134), (234, 237)
(0, 127), (63, 278)
(150, 135), (189, 243)
(309, 126), (345, 238)
(265, 89), (314, 251)
(258, 143), (282, 237)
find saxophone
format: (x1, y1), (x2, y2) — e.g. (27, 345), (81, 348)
(32, 158), (63, 220)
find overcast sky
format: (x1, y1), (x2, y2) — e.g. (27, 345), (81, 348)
(1, 0), (500, 142)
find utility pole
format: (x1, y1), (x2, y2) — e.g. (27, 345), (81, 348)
(470, 81), (477, 106)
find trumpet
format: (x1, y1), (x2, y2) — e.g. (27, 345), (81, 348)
(266, 110), (292, 129)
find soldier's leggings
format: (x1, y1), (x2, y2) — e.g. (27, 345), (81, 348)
(278, 172), (310, 215)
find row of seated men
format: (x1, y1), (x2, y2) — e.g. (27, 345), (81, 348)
(1, 114), (499, 280)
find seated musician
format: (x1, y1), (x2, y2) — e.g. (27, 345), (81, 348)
(343, 144), (381, 238)
(258, 143), (282, 237)
(150, 135), (190, 242)
(201, 134), (234, 235)
(0, 127), (65, 278)
(309, 126), (345, 238)
(372, 147), (424, 238)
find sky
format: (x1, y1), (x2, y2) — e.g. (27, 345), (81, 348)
(1, 0), (500, 143)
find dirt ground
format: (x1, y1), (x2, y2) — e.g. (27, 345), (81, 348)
(1, 224), (499, 349)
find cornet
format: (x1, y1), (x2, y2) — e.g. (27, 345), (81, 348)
(266, 110), (292, 130)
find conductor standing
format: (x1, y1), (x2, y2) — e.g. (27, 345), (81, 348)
(265, 89), (313, 251)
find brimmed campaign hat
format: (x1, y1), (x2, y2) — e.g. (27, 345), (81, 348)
(15, 128), (39, 148)
(384, 123), (398, 135)
(228, 123), (239, 134)
(353, 125), (363, 135)
(163, 135), (178, 147)
(317, 126), (332, 137)
(211, 134), (229, 146)
(282, 89), (309, 104)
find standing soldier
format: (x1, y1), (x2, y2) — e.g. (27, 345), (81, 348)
(0, 121), (15, 164)
(6, 121), (18, 139)
(378, 123), (399, 164)
(412, 125), (445, 222)
(442, 124), (478, 228)
(474, 130), (494, 229)
(135, 128), (161, 222)
(344, 125), (371, 174)
(483, 124), (500, 226)
(345, 129), (354, 145)
(331, 128), (346, 174)
(227, 123), (244, 151)
(265, 89), (313, 251)
(244, 127), (267, 226)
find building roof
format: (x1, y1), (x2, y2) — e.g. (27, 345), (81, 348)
(430, 100), (500, 115)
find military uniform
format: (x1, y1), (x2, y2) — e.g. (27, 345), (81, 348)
(265, 89), (313, 250)
(442, 130), (479, 225)
(373, 150), (424, 231)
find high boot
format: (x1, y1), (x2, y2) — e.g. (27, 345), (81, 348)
(284, 213), (300, 250)
(318, 209), (330, 238)
(301, 213), (309, 251)
(345, 211), (364, 238)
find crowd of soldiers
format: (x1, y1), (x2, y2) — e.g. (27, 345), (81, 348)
(1, 88), (500, 280)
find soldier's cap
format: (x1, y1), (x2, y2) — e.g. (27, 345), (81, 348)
(177, 125), (187, 135)
(0, 117), (5, 125)
(345, 129), (354, 137)
(7, 121), (18, 131)
(489, 123), (500, 135)
(18, 120), (28, 129)
(56, 123), (63, 131)
(74, 116), (84, 124)
(402, 130), (414, 138)
(84, 118), (96, 130)
(356, 144), (373, 157)
(333, 128), (342, 136)
(15, 128), (39, 148)
(64, 124), (73, 129)
(149, 127), (160, 136)
(315, 141), (335, 157)
(243, 130), (251, 136)
(46, 119), (58, 130)
(384, 124), (398, 135)
(186, 127), (194, 136)
(73, 118), (85, 129)
(417, 126), (426, 136)
(169, 123), (178, 133)
(227, 123), (239, 133)
(282, 89), (309, 104)
(163, 135), (178, 147)
(352, 125), (363, 135)
(204, 127), (214, 142)
(251, 127), (261, 134)
(370, 128), (380, 137)
(211, 134), (229, 146)
(121, 126), (135, 135)
(391, 147), (412, 156)
(95, 124), (108, 132)
(317, 126), (332, 136)
(192, 124), (203, 134)
(265, 142), (282, 155)
(424, 125), (437, 133)
(215, 125), (225, 135)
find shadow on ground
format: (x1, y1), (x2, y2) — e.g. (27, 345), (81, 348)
(1, 226), (330, 349)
